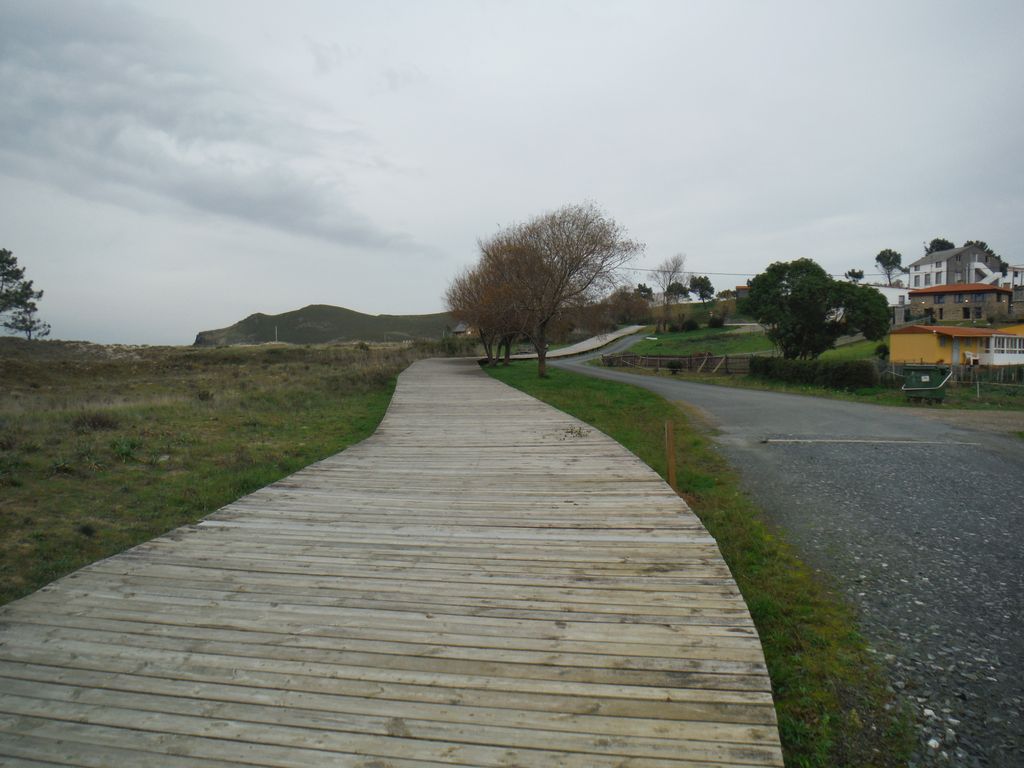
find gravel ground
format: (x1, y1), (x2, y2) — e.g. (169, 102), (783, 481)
(555, 345), (1023, 767)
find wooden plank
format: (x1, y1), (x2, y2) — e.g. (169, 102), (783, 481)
(0, 358), (782, 765)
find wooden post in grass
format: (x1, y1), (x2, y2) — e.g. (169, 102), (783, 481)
(664, 420), (677, 491)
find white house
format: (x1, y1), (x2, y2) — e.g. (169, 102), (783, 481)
(866, 283), (910, 323)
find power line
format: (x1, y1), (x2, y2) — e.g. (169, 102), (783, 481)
(628, 267), (893, 281)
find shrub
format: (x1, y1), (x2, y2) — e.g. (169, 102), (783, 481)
(682, 318), (700, 332)
(875, 343), (889, 359)
(667, 360), (683, 375)
(749, 357), (879, 390)
(110, 436), (142, 463)
(707, 315), (726, 329)
(71, 412), (120, 433)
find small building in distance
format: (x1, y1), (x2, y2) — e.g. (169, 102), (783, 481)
(890, 324), (1024, 365)
(908, 284), (1014, 322)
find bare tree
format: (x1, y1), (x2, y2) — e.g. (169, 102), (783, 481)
(652, 253), (686, 331)
(445, 266), (502, 365)
(481, 202), (643, 377)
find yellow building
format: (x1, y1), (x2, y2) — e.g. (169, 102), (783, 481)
(890, 325), (1024, 365)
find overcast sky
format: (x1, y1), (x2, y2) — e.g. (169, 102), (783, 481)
(2, 0), (1022, 344)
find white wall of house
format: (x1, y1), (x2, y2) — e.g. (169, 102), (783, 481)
(868, 284), (909, 307)
(980, 334), (1024, 365)
(907, 256), (1011, 288)
(1001, 266), (1024, 288)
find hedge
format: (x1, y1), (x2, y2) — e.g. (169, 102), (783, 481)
(749, 357), (879, 390)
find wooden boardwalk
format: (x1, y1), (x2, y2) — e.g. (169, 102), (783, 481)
(0, 358), (782, 767)
(510, 325), (644, 359)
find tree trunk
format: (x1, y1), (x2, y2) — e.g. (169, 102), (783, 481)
(502, 335), (513, 365)
(534, 326), (548, 378)
(479, 331), (494, 365)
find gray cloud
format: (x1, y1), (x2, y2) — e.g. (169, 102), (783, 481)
(0, 0), (407, 249)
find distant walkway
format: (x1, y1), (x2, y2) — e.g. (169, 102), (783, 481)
(0, 358), (781, 766)
(511, 324), (645, 359)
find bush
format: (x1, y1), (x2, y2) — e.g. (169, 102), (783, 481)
(682, 318), (700, 332)
(71, 412), (120, 433)
(707, 315), (725, 329)
(875, 343), (889, 359)
(749, 357), (879, 390)
(667, 360), (683, 375)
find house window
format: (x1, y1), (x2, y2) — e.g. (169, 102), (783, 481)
(898, 295), (905, 305)
(955, 293), (964, 303)
(934, 295), (944, 304)
(924, 274), (932, 286)
(914, 265), (920, 271)
(934, 261), (942, 268)
(956, 254), (962, 262)
(938, 308), (944, 319)
(914, 275), (921, 287)
(939, 336), (947, 347)
(974, 306), (983, 319)
(935, 272), (944, 284)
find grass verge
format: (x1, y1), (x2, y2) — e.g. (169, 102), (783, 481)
(603, 362), (1024, 411)
(0, 339), (474, 605)
(627, 327), (773, 356)
(486, 361), (912, 768)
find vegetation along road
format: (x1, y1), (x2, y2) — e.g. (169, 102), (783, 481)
(555, 338), (1023, 767)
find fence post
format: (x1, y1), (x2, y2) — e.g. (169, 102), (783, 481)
(664, 421), (677, 491)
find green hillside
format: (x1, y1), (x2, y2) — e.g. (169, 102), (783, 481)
(194, 304), (454, 346)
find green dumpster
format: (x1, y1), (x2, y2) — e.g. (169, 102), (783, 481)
(902, 364), (952, 403)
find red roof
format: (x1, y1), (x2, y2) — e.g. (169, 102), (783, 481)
(908, 283), (1011, 296)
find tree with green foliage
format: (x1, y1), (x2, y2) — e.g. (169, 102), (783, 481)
(1, 249), (49, 339)
(874, 248), (906, 286)
(925, 237), (955, 254)
(665, 281), (688, 303)
(689, 274), (714, 304)
(635, 283), (653, 300)
(3, 304), (50, 340)
(844, 268), (864, 283)
(746, 258), (889, 359)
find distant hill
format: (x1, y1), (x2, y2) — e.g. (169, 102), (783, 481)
(193, 304), (454, 346)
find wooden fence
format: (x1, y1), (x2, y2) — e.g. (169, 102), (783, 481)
(601, 352), (754, 374)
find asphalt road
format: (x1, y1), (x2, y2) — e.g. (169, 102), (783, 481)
(554, 338), (1023, 767)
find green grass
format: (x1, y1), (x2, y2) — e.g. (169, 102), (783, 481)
(818, 340), (880, 361)
(611, 363), (1024, 411)
(627, 327), (774, 356)
(485, 362), (912, 768)
(0, 338), (475, 605)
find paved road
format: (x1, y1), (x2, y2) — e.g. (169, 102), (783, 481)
(554, 340), (1023, 767)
